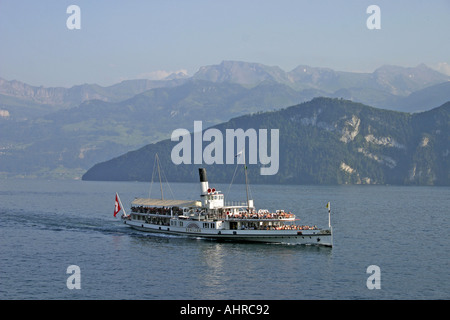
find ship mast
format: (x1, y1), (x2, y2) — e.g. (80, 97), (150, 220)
(243, 151), (250, 213)
(156, 153), (164, 200)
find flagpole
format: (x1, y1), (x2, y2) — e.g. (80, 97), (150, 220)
(243, 152), (250, 213)
(235, 149), (250, 213)
(327, 202), (331, 228)
(325, 201), (333, 246)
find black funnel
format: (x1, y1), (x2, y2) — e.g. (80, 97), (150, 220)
(199, 168), (208, 182)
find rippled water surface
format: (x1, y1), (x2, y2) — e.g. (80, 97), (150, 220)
(0, 179), (449, 299)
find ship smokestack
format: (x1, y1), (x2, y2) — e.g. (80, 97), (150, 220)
(199, 168), (209, 195)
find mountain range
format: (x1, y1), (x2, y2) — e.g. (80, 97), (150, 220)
(0, 61), (449, 180)
(2, 61), (449, 116)
(195, 61), (449, 95)
(82, 98), (450, 186)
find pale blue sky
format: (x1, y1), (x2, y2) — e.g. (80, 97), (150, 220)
(0, 0), (449, 87)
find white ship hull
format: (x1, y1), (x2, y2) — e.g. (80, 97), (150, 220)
(124, 219), (333, 247)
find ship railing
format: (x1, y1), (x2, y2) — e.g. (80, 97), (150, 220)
(227, 216), (295, 221)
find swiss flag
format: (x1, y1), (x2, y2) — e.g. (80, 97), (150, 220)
(114, 193), (121, 217)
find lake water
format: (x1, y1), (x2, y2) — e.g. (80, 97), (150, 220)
(0, 179), (449, 300)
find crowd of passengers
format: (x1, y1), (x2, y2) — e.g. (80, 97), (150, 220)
(131, 206), (183, 215)
(226, 210), (294, 220)
(240, 224), (318, 230)
(131, 206), (298, 221)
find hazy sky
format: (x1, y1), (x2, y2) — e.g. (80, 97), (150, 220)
(0, 0), (449, 87)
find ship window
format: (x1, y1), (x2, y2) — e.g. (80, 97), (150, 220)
(202, 223), (215, 229)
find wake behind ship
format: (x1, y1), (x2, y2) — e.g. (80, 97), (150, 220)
(117, 167), (333, 247)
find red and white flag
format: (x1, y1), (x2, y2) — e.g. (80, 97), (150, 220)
(114, 193), (121, 217)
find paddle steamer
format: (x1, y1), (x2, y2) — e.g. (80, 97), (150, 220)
(117, 164), (333, 247)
